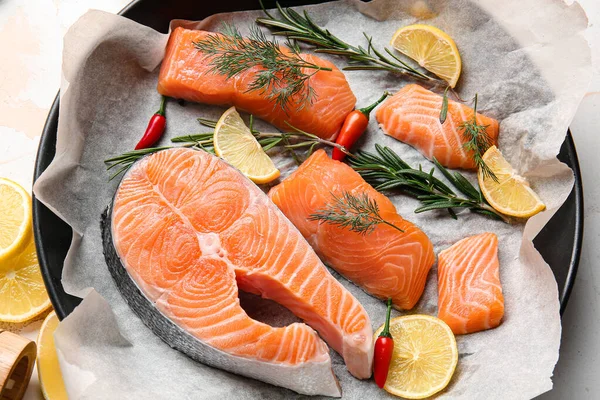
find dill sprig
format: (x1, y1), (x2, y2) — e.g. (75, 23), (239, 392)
(193, 24), (331, 112)
(257, 1), (444, 85)
(308, 191), (404, 235)
(460, 94), (498, 182)
(349, 144), (508, 222)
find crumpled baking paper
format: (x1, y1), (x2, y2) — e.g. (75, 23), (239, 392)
(33, 0), (592, 398)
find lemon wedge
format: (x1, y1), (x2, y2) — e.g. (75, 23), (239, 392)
(374, 314), (458, 399)
(391, 24), (461, 88)
(0, 178), (32, 262)
(0, 236), (52, 323)
(213, 107), (280, 184)
(38, 311), (69, 400)
(478, 146), (545, 218)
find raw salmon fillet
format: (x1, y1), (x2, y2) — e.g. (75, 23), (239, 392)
(158, 27), (356, 140)
(269, 149), (435, 310)
(437, 232), (504, 335)
(109, 148), (374, 396)
(376, 84), (499, 169)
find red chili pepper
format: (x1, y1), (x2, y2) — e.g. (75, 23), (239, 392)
(134, 96), (167, 150)
(374, 298), (394, 388)
(332, 91), (389, 161)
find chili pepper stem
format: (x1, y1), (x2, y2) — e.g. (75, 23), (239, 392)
(157, 95), (167, 117)
(358, 91), (390, 117)
(380, 298), (393, 338)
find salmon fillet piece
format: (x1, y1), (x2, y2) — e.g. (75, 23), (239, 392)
(158, 27), (356, 140)
(269, 149), (435, 310)
(109, 148), (374, 396)
(437, 232), (504, 335)
(376, 84), (499, 170)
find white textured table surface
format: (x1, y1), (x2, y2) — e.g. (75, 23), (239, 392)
(0, 1), (598, 398)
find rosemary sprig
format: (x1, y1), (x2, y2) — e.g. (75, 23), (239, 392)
(308, 191), (404, 235)
(193, 24), (331, 112)
(257, 1), (444, 85)
(197, 116), (345, 158)
(104, 146), (175, 180)
(348, 144), (508, 222)
(460, 94), (498, 182)
(104, 140), (214, 180)
(104, 117), (350, 178)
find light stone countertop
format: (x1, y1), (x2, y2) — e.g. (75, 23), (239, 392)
(0, 0), (597, 398)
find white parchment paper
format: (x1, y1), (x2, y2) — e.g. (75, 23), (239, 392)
(33, 0), (592, 398)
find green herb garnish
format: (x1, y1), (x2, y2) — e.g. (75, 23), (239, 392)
(104, 117), (347, 178)
(439, 86), (449, 124)
(460, 94), (497, 182)
(193, 24), (331, 112)
(308, 191), (404, 235)
(348, 144), (507, 221)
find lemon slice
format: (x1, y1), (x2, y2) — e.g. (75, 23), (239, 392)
(213, 107), (280, 184)
(374, 314), (458, 399)
(38, 311), (69, 400)
(0, 178), (32, 262)
(0, 236), (52, 323)
(391, 24), (462, 88)
(478, 146), (545, 218)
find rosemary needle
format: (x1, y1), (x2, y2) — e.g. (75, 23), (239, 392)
(308, 191), (404, 235)
(440, 86), (449, 124)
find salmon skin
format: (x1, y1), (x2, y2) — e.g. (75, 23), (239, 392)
(103, 148), (375, 396)
(269, 150), (435, 310)
(158, 27), (356, 141)
(437, 232), (504, 335)
(376, 84), (499, 170)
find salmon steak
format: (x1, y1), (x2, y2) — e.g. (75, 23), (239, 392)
(157, 27), (356, 141)
(437, 232), (505, 335)
(376, 84), (500, 170)
(102, 148), (374, 396)
(269, 150), (435, 310)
